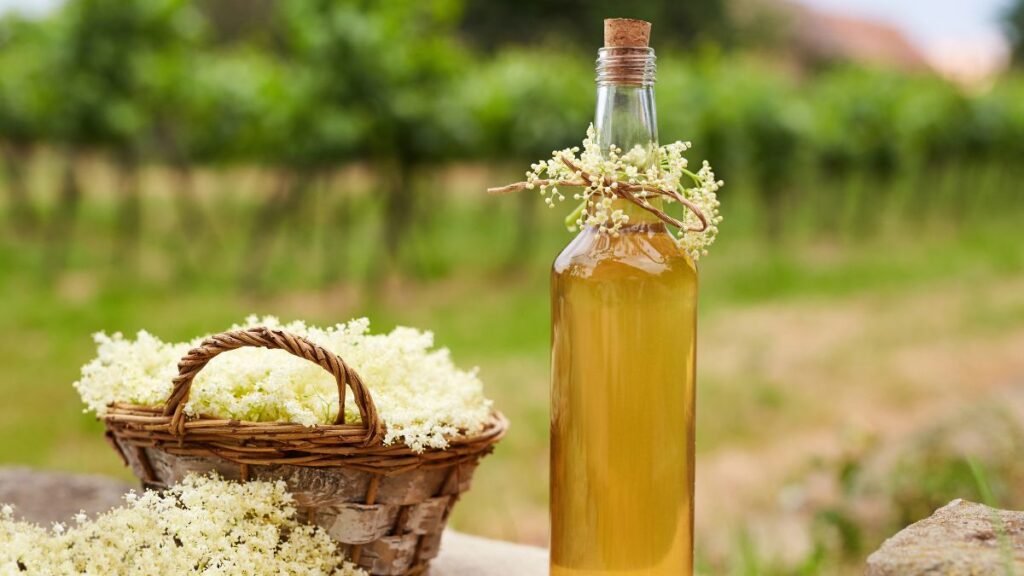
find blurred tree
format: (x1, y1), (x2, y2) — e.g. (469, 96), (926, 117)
(196, 0), (276, 45)
(0, 16), (53, 236)
(457, 49), (591, 267)
(459, 0), (731, 51)
(44, 0), (205, 270)
(1007, 0), (1024, 66)
(681, 54), (808, 239)
(727, 0), (795, 52)
(274, 0), (470, 281)
(231, 48), (345, 286)
(154, 48), (288, 277)
(747, 101), (805, 239)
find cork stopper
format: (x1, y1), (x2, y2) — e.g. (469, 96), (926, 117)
(603, 18), (651, 48)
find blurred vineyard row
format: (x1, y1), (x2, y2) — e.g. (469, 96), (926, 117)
(2, 0), (1024, 285)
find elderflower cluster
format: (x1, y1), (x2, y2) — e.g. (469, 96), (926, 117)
(74, 316), (493, 453)
(0, 474), (366, 576)
(525, 124), (724, 259)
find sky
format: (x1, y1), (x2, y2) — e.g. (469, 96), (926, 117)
(0, 0), (60, 18)
(795, 0), (1012, 49)
(794, 0), (1013, 76)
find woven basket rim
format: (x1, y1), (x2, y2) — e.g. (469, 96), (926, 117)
(103, 404), (509, 449)
(104, 406), (507, 473)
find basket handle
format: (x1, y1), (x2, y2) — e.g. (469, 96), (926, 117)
(163, 327), (383, 444)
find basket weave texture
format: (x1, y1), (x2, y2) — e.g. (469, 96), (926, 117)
(102, 327), (508, 576)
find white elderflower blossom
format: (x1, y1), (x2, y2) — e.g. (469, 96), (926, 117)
(74, 317), (493, 453)
(0, 474), (366, 576)
(524, 124), (724, 260)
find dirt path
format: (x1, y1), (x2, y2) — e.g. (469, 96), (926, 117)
(694, 277), (1024, 561)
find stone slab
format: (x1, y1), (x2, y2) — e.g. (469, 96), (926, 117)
(0, 467), (133, 525)
(866, 499), (1024, 575)
(433, 531), (547, 576)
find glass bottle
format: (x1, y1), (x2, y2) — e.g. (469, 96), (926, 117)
(550, 41), (698, 575)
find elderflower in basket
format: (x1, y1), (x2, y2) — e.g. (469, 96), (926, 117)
(74, 316), (507, 576)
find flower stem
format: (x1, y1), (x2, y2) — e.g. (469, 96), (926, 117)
(680, 168), (702, 186)
(564, 200), (587, 230)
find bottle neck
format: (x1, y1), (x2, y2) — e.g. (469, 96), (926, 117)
(611, 196), (664, 226)
(594, 47), (658, 169)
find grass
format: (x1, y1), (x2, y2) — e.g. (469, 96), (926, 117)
(969, 458), (1018, 576)
(2, 164), (1024, 570)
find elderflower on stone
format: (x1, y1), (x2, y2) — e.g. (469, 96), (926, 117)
(74, 316), (493, 453)
(0, 474), (366, 576)
(525, 124), (724, 260)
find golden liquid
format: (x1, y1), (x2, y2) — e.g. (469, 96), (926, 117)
(551, 212), (697, 576)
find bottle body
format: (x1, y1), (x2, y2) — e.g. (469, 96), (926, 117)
(550, 214), (697, 575)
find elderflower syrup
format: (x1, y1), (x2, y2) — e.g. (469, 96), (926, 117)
(550, 20), (697, 575)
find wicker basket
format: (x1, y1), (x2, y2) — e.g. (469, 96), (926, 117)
(101, 327), (508, 576)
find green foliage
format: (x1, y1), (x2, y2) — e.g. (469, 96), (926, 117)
(456, 49), (592, 159)
(975, 74), (1024, 159)
(3, 0), (1024, 195)
(459, 0), (731, 51)
(174, 49), (292, 165)
(1006, 0), (1024, 66)
(46, 0), (206, 152)
(0, 16), (55, 147)
(277, 0), (470, 166)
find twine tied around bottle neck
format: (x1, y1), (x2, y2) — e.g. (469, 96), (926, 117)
(486, 154), (708, 233)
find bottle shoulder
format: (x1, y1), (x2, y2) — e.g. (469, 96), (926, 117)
(552, 226), (697, 281)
